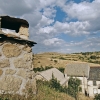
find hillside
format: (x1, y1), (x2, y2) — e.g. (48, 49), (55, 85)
(33, 51), (100, 68)
(36, 80), (92, 100)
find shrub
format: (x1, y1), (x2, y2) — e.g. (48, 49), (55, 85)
(33, 65), (44, 72)
(94, 94), (100, 100)
(59, 57), (66, 60)
(37, 76), (81, 99)
(33, 66), (53, 72)
(90, 55), (97, 59)
(49, 77), (61, 91)
(45, 66), (53, 70)
(67, 77), (81, 99)
(57, 67), (64, 73)
(54, 60), (57, 63)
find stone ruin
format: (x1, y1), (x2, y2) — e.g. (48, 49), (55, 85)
(0, 16), (37, 95)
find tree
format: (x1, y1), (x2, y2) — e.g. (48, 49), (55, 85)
(90, 55), (96, 59)
(49, 73), (61, 91)
(67, 77), (81, 100)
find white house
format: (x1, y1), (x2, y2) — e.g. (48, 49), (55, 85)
(34, 68), (68, 86)
(65, 63), (90, 94)
(88, 67), (100, 97)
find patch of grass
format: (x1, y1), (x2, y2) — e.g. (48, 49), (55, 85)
(59, 57), (66, 60)
(36, 80), (75, 100)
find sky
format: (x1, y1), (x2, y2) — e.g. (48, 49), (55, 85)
(0, 0), (100, 54)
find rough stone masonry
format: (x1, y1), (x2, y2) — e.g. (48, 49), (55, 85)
(0, 15), (37, 95)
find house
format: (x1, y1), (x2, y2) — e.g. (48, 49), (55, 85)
(65, 63), (90, 94)
(34, 68), (68, 86)
(88, 67), (100, 97)
(0, 15), (36, 95)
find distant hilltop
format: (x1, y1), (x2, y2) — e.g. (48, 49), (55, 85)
(33, 51), (100, 68)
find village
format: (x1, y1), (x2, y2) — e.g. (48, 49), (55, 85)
(0, 15), (100, 100)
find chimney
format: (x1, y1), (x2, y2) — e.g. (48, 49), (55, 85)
(19, 24), (29, 40)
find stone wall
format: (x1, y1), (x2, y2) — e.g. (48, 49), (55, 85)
(19, 25), (29, 40)
(0, 39), (36, 95)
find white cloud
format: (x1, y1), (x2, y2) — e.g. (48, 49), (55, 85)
(43, 38), (65, 46)
(37, 20), (90, 37)
(22, 11), (42, 27)
(37, 15), (54, 27)
(0, 0), (100, 53)
(43, 7), (56, 18)
(63, 0), (100, 21)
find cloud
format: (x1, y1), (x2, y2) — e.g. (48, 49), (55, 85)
(0, 0), (100, 53)
(43, 38), (65, 46)
(22, 12), (42, 27)
(63, 0), (100, 21)
(62, 0), (100, 32)
(37, 15), (54, 27)
(0, 0), (40, 16)
(42, 7), (56, 18)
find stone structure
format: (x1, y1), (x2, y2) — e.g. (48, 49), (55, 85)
(0, 15), (36, 95)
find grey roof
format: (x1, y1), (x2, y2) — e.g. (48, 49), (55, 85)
(88, 67), (100, 81)
(65, 63), (90, 77)
(37, 68), (68, 86)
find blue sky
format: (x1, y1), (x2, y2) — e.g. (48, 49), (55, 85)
(0, 0), (100, 54)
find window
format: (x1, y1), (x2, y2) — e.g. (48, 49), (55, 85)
(93, 88), (98, 94)
(93, 81), (96, 86)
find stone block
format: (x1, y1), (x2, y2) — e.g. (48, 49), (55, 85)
(0, 76), (22, 92)
(25, 79), (37, 95)
(27, 71), (35, 79)
(19, 25), (29, 37)
(5, 69), (16, 75)
(17, 69), (27, 78)
(0, 59), (10, 68)
(22, 45), (32, 53)
(2, 43), (21, 58)
(20, 35), (28, 40)
(14, 58), (32, 69)
(24, 53), (32, 61)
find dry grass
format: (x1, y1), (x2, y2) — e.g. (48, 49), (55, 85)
(33, 52), (100, 68)
(35, 84), (75, 100)
(78, 93), (93, 100)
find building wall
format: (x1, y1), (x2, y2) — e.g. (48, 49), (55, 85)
(88, 80), (100, 97)
(88, 85), (98, 97)
(0, 39), (36, 95)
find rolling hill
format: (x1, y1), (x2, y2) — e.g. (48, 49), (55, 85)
(33, 51), (100, 68)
